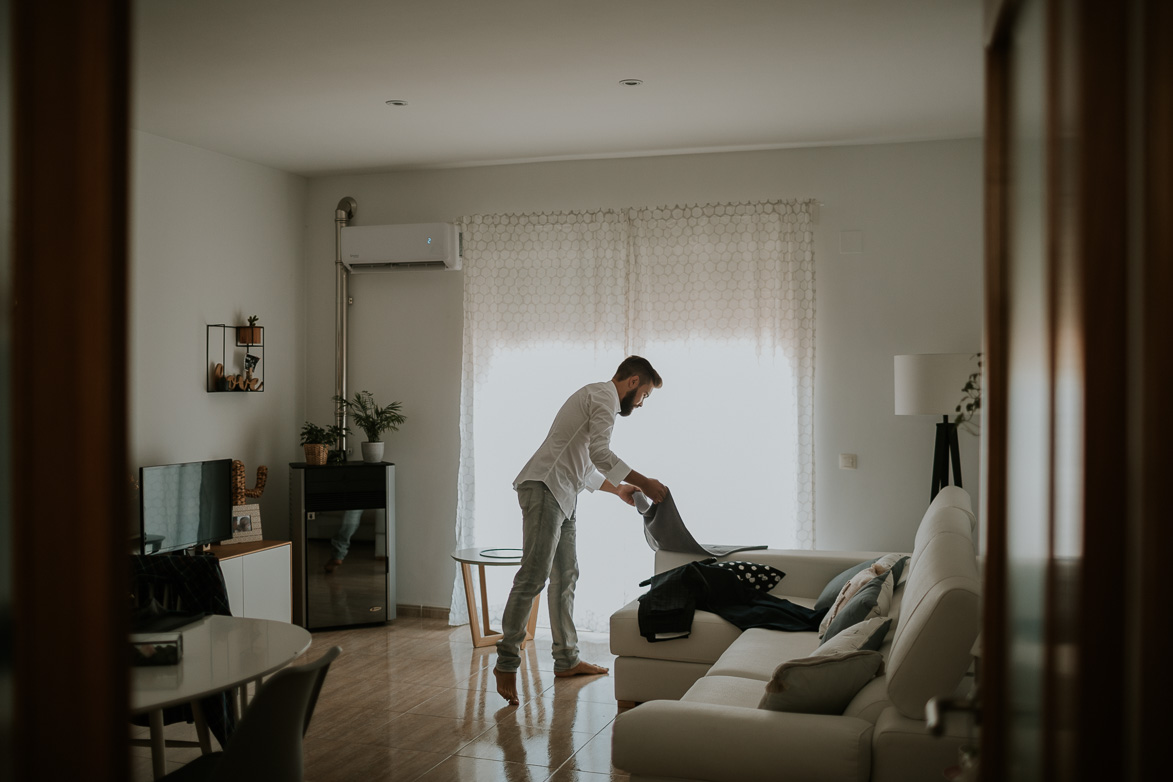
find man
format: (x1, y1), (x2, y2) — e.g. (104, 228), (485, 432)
(494, 355), (668, 706)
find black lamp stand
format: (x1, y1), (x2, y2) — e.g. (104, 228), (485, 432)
(931, 414), (963, 502)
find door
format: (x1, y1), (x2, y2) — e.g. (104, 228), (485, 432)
(981, 1), (1171, 779)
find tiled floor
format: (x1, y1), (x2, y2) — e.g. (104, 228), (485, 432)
(130, 617), (631, 781)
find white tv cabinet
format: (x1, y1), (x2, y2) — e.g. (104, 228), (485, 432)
(208, 540), (292, 623)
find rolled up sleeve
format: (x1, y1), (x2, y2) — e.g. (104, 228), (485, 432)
(583, 469), (607, 493)
(587, 387), (631, 487)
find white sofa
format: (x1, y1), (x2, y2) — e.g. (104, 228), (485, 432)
(609, 487), (980, 782)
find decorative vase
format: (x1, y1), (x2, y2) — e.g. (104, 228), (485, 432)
(303, 444), (328, 466)
(360, 441), (384, 463)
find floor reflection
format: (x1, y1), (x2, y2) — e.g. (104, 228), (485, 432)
(130, 618), (629, 782)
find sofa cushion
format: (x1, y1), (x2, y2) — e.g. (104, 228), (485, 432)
(612, 700), (874, 782)
(681, 675), (768, 708)
(613, 656), (713, 703)
(910, 488), (975, 573)
(823, 570), (894, 640)
(814, 617), (892, 655)
(610, 598), (744, 664)
(871, 704), (974, 782)
(758, 650), (885, 714)
(843, 675), (891, 723)
(708, 627), (821, 681)
(886, 524), (979, 719)
(708, 560), (785, 592)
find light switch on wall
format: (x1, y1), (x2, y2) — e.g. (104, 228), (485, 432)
(838, 453), (858, 470)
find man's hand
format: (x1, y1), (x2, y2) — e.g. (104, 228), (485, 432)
(640, 478), (668, 504)
(616, 483), (639, 506)
(615, 470), (669, 504)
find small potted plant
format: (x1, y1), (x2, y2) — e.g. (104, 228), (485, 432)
(300, 421), (348, 466)
(237, 315), (262, 346)
(333, 390), (406, 463)
(953, 353), (983, 436)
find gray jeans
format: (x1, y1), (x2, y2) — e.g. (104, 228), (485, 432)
(495, 480), (580, 673)
(330, 509), (362, 560)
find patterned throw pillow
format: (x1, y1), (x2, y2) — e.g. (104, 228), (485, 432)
(822, 570), (894, 641)
(710, 560), (785, 592)
(814, 558), (880, 612)
(813, 617), (893, 655)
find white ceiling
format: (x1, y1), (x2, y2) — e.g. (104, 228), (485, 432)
(133, 0), (983, 178)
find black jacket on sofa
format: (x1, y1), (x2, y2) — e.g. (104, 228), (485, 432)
(637, 559), (827, 642)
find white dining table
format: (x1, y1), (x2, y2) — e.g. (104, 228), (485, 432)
(130, 614), (312, 779)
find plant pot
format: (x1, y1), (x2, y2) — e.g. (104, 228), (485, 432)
(360, 442), (384, 463)
(236, 326), (262, 346)
(303, 444), (328, 466)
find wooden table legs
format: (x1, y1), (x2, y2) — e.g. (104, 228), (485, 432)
(190, 700), (212, 755)
(459, 562), (540, 648)
(148, 710), (166, 779)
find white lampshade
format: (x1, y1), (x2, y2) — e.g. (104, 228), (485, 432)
(894, 353), (979, 417)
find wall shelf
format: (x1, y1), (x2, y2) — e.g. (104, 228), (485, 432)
(206, 324), (265, 392)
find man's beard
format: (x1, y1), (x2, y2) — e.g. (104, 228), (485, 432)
(619, 387), (637, 417)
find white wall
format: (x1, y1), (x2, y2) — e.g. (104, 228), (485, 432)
(304, 139), (984, 610)
(130, 131), (307, 541)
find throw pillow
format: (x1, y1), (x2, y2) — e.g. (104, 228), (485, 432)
(758, 650), (886, 714)
(709, 560), (785, 592)
(819, 563), (885, 637)
(873, 553), (911, 586)
(814, 558), (879, 612)
(813, 617), (892, 656)
(822, 570), (894, 641)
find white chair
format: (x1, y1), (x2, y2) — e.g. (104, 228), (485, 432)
(159, 646), (342, 781)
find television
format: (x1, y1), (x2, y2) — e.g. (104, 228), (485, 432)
(139, 459), (233, 554)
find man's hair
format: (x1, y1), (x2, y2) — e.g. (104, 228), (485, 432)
(614, 355), (663, 388)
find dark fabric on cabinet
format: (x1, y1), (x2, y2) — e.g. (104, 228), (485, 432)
(637, 559), (826, 642)
(635, 489), (767, 557)
(130, 554), (236, 746)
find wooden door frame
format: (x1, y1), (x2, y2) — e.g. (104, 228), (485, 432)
(983, 0), (1169, 779)
(1138, 0), (1173, 776)
(980, 2), (1012, 778)
(11, 1), (131, 779)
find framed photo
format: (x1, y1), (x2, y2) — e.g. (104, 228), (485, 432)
(224, 503), (262, 544)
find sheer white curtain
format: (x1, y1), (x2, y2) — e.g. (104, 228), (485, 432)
(452, 201), (815, 632)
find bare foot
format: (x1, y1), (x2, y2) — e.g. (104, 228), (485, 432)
(324, 558), (342, 573)
(494, 667), (519, 705)
(554, 660), (610, 678)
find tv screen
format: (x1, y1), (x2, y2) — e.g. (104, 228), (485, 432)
(139, 459), (233, 554)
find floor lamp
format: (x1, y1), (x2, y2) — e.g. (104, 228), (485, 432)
(894, 353), (979, 503)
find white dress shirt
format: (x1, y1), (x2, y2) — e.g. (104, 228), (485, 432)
(513, 381), (632, 519)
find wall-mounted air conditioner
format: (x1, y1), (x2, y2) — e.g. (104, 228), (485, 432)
(340, 223), (462, 272)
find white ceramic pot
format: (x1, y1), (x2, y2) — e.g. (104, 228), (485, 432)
(360, 441), (384, 463)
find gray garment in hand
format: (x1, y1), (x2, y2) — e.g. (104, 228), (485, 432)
(634, 489), (766, 557)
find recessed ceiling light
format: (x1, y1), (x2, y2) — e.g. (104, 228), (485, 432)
(618, 78), (643, 87)
(385, 99), (408, 106)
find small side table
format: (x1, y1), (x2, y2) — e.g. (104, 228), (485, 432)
(451, 547), (541, 649)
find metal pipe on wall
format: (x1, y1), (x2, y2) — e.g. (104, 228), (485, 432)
(334, 197), (357, 456)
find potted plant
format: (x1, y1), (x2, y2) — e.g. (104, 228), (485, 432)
(333, 390), (406, 463)
(953, 353), (983, 435)
(300, 421), (348, 466)
(237, 315), (262, 346)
